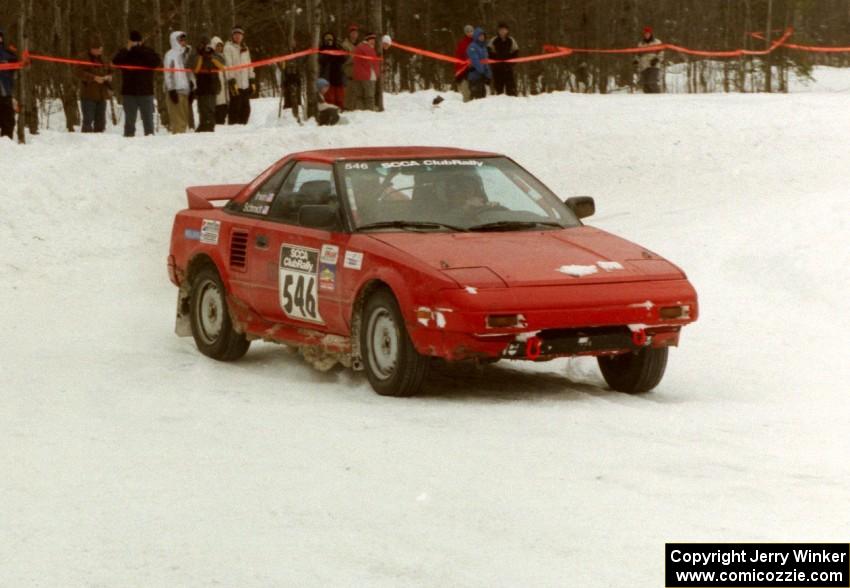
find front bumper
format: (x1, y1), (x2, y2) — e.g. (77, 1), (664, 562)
(407, 279), (697, 361)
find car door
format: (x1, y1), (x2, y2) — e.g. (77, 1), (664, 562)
(247, 161), (350, 334)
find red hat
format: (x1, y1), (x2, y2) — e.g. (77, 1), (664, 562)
(348, 23), (359, 32)
(643, 26), (653, 35)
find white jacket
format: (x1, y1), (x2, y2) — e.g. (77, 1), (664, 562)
(636, 37), (663, 72)
(210, 36), (228, 106)
(224, 40), (254, 89)
(163, 31), (195, 93)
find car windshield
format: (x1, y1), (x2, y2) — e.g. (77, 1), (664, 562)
(337, 157), (580, 231)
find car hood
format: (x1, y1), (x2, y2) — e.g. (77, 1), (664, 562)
(367, 226), (685, 287)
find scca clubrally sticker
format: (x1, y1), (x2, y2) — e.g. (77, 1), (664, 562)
(279, 244), (324, 324)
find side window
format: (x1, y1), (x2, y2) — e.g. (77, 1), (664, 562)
(268, 162), (337, 225)
(240, 163), (291, 216)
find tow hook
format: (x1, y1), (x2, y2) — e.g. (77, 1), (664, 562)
(526, 336), (543, 360)
(631, 328), (648, 347)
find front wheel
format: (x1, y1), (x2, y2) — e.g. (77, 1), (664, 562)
(190, 266), (250, 361)
(597, 347), (668, 394)
(361, 289), (429, 397)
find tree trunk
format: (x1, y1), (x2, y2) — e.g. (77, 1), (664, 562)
(764, 0), (773, 92)
(306, 0), (321, 118)
(370, 0), (383, 109)
(17, 0), (28, 143)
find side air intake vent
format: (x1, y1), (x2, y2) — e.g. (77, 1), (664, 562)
(229, 230), (249, 271)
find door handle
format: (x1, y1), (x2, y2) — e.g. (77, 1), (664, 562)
(255, 234), (269, 248)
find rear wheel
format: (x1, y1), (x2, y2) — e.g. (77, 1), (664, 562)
(361, 289), (429, 397)
(190, 266), (250, 361)
(597, 347), (668, 394)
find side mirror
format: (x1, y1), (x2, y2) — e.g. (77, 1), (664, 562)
(565, 196), (595, 219)
(298, 204), (339, 230)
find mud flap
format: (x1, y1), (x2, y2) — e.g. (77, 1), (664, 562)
(174, 285), (192, 337)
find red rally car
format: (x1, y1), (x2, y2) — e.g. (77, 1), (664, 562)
(168, 147), (698, 396)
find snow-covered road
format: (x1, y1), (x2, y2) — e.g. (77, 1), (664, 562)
(1, 82), (848, 586)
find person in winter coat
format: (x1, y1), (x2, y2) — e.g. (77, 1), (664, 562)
(466, 28), (492, 100)
(316, 78), (340, 126)
(193, 38), (225, 132)
(223, 25), (255, 125)
(163, 30), (195, 134)
(350, 33), (380, 111)
(319, 32), (346, 109)
(487, 22), (519, 96)
(112, 30), (161, 137)
(75, 36), (113, 133)
(341, 24), (360, 110)
(454, 25), (474, 102)
(0, 28), (18, 140)
(634, 26), (664, 92)
(209, 37), (228, 124)
(640, 57), (662, 94)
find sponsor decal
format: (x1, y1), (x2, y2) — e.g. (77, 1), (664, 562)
(279, 244), (323, 324)
(378, 159), (484, 169)
(184, 229), (201, 241)
(343, 250), (364, 270)
(242, 203), (270, 215)
(200, 219), (221, 245)
(254, 191), (276, 203)
(320, 244), (340, 265)
(318, 263), (336, 291)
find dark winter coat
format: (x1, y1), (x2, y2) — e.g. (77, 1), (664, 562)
(112, 44), (161, 96)
(319, 34), (346, 87)
(193, 50), (224, 96)
(0, 30), (18, 97)
(487, 34), (519, 68)
(466, 29), (491, 82)
(75, 51), (113, 102)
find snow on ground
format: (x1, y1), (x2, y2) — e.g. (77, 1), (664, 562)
(1, 74), (849, 586)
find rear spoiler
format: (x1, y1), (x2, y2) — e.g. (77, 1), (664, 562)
(186, 184), (247, 210)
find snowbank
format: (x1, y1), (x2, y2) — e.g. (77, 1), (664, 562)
(1, 79), (849, 586)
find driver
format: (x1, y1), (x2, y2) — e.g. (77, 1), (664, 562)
(444, 174), (490, 218)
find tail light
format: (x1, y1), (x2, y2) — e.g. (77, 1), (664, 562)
(659, 305), (691, 320)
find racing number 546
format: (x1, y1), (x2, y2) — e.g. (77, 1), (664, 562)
(282, 273), (318, 320)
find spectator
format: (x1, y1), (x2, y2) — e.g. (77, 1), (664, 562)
(341, 24), (360, 111)
(75, 35), (112, 133)
(351, 33), (380, 111)
(319, 32), (345, 109)
(224, 25), (255, 125)
(466, 28), (491, 100)
(193, 37), (225, 132)
(163, 30), (195, 134)
(454, 25), (474, 102)
(316, 78), (340, 126)
(640, 57), (662, 94)
(0, 28), (18, 140)
(635, 26), (664, 92)
(488, 22), (519, 96)
(210, 37), (229, 124)
(112, 30), (161, 137)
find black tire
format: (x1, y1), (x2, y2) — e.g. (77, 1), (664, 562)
(360, 289), (429, 397)
(189, 266), (250, 361)
(597, 347), (668, 394)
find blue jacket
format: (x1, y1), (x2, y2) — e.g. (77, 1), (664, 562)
(466, 28), (491, 82)
(0, 30), (18, 97)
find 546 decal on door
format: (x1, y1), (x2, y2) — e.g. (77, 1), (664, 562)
(279, 244), (323, 324)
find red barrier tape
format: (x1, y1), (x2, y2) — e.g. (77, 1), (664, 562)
(543, 28), (795, 59)
(9, 28), (850, 78)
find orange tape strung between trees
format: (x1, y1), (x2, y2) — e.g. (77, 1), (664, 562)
(542, 28), (795, 59)
(9, 28), (850, 76)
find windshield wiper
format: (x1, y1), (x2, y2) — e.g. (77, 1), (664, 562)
(357, 220), (467, 232)
(466, 220), (564, 232)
